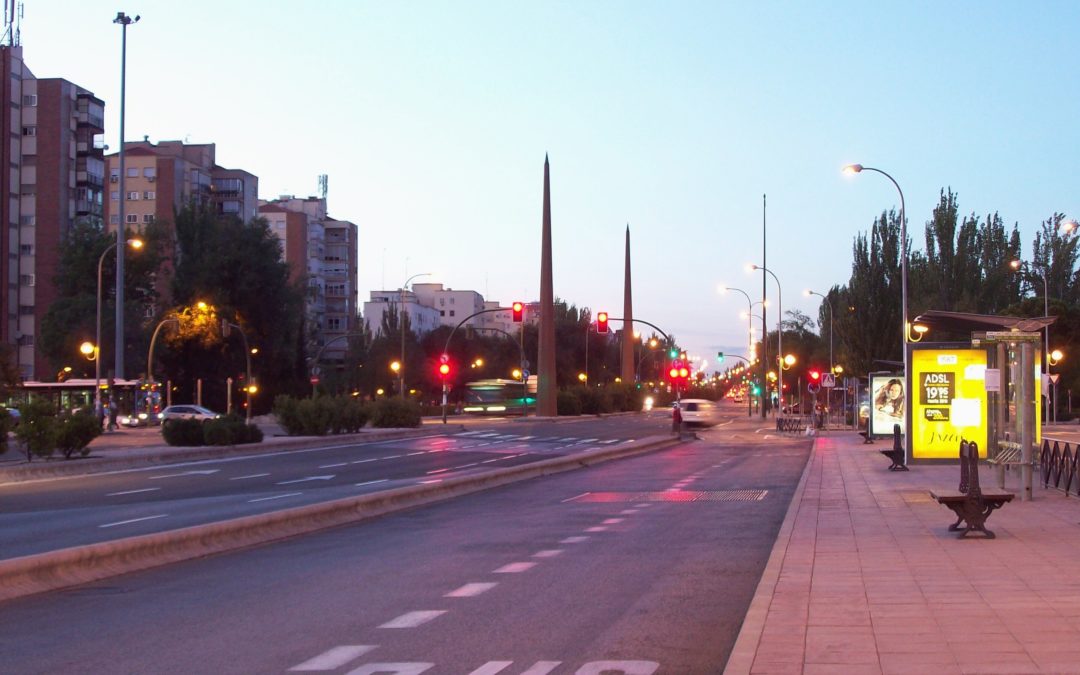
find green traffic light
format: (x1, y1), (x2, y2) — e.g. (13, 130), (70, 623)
(669, 348), (679, 358)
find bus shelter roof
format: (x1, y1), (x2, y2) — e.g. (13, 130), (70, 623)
(912, 310), (1056, 335)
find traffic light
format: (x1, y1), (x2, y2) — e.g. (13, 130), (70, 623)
(512, 301), (524, 323)
(808, 370), (821, 384)
(717, 352), (724, 362)
(596, 311), (609, 333)
(438, 362), (451, 379)
(669, 348), (679, 359)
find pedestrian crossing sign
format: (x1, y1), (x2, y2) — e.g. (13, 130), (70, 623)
(822, 373), (836, 388)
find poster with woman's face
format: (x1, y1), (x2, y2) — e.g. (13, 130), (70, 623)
(870, 374), (906, 437)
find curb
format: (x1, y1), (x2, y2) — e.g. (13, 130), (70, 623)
(722, 434), (816, 675)
(0, 434), (683, 603)
(0, 427), (460, 485)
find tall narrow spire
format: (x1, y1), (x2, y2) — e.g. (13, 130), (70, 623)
(537, 155), (557, 416)
(621, 224), (635, 384)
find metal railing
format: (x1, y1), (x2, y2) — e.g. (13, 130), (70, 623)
(1041, 438), (1080, 497)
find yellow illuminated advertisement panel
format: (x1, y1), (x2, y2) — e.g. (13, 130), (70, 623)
(911, 348), (988, 460)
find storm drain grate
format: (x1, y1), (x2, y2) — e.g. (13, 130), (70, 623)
(569, 490), (768, 503)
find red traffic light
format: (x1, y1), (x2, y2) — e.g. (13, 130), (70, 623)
(809, 370), (821, 382)
(438, 363), (451, 378)
(669, 366), (680, 379)
(512, 301), (524, 323)
(597, 311), (609, 333)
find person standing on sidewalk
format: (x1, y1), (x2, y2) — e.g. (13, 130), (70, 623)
(672, 402), (682, 434)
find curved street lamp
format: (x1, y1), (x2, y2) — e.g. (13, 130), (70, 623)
(398, 273), (431, 398)
(95, 237), (143, 418)
(751, 264), (784, 409)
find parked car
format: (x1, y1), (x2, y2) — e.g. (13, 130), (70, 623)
(159, 405), (222, 424)
(118, 411), (157, 427)
(678, 398), (721, 426)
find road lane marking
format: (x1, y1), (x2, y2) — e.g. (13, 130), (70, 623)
(586, 526), (608, 532)
(99, 514), (168, 528)
(289, 645), (376, 671)
(602, 518), (624, 525)
(578, 662), (659, 674)
(577, 438), (599, 443)
(319, 462), (348, 468)
(356, 479), (388, 487)
(445, 582), (498, 598)
(518, 435), (535, 440)
(148, 469), (220, 480)
(106, 487), (160, 496)
(426, 468), (450, 475)
(636, 503), (653, 508)
(620, 509), (639, 515)
(600, 439), (619, 444)
(418, 479), (442, 484)
(560, 536), (589, 543)
(352, 458), (380, 464)
(346, 664), (434, 675)
(452, 463), (478, 470)
(520, 663), (561, 675)
(562, 492), (590, 503)
(406, 451), (426, 456)
(378, 610), (446, 628)
(381, 455), (403, 460)
(558, 437), (578, 442)
(456, 431), (482, 436)
(468, 663), (513, 675)
(533, 549), (563, 558)
(277, 475), (335, 485)
(494, 562), (537, 573)
(477, 433), (500, 438)
(230, 473), (270, 480)
(248, 492), (303, 503)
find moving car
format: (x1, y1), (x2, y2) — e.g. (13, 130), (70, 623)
(159, 404), (222, 424)
(678, 398), (721, 426)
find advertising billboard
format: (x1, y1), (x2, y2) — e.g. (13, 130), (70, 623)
(911, 348), (988, 460)
(869, 374), (906, 438)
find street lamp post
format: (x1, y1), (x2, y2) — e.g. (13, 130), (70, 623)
(398, 272), (431, 399)
(723, 286), (757, 418)
(95, 238), (142, 419)
(1011, 259), (1053, 421)
(113, 11), (139, 381)
(752, 265), (784, 411)
(844, 163), (907, 399)
(807, 288), (834, 418)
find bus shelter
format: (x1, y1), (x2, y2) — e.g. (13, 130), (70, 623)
(907, 311), (1054, 502)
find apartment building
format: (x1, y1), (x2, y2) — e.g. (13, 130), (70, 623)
(362, 284), (534, 340)
(258, 195), (358, 364)
(0, 45), (106, 378)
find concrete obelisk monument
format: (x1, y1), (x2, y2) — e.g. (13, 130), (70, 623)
(537, 155), (557, 416)
(621, 225), (635, 384)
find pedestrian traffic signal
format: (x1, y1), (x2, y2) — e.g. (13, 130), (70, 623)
(512, 301), (524, 323)
(596, 312), (609, 333)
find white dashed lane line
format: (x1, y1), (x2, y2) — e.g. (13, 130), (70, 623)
(106, 487), (160, 496)
(230, 473), (270, 480)
(379, 610), (446, 629)
(99, 514), (168, 528)
(356, 479), (388, 487)
(493, 562), (537, 573)
(319, 462), (348, 469)
(602, 518), (624, 525)
(288, 645), (377, 672)
(532, 549), (563, 558)
(445, 582), (498, 598)
(586, 526), (608, 532)
(248, 492), (302, 503)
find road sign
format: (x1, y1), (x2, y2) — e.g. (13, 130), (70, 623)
(808, 382), (821, 394)
(309, 376), (320, 385)
(522, 369), (530, 379)
(521, 359), (530, 369)
(439, 353), (449, 364)
(822, 373), (836, 388)
(1049, 373), (1060, 384)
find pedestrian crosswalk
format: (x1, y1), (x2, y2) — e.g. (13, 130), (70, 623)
(454, 431), (631, 446)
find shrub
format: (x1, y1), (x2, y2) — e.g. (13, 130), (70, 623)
(557, 390), (582, 416)
(162, 418), (205, 446)
(337, 397), (369, 433)
(576, 386), (612, 415)
(55, 411), (101, 459)
(296, 397), (333, 435)
(369, 398), (421, 428)
(273, 395), (304, 435)
(274, 394), (369, 436)
(0, 408), (14, 456)
(202, 415), (264, 446)
(606, 383), (644, 412)
(14, 399), (57, 460)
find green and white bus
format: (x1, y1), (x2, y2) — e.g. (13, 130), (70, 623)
(462, 378), (535, 415)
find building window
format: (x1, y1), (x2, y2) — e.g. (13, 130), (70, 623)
(144, 191), (155, 200)
(19, 274), (34, 287)
(110, 215), (119, 225)
(22, 126), (36, 136)
(127, 191), (139, 200)
(143, 214), (154, 223)
(111, 191), (119, 201)
(449, 310), (455, 317)
(127, 167), (138, 177)
(440, 310), (445, 317)
(450, 298), (455, 305)
(19, 244), (32, 255)
(143, 167), (156, 178)
(110, 170), (119, 183)
(22, 94), (37, 106)
(327, 317), (342, 331)
(439, 299), (445, 306)
(17, 335), (33, 347)
(19, 215), (34, 226)
(126, 214), (137, 223)
(19, 305), (33, 315)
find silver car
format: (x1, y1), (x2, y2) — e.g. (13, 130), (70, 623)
(159, 404), (222, 423)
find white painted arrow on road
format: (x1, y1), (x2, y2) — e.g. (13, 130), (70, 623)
(149, 469), (221, 480)
(277, 475), (335, 485)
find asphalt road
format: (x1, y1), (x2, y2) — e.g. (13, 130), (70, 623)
(0, 412), (812, 674)
(0, 413), (675, 559)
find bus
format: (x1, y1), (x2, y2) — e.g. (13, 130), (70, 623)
(462, 379), (535, 415)
(11, 378), (163, 422)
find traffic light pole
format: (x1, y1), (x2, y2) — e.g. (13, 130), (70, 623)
(441, 320), (528, 424)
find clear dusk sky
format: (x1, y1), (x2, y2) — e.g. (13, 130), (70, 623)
(26, 1), (1080, 371)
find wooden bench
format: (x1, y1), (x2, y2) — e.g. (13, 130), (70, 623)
(879, 423), (908, 471)
(930, 439), (1014, 539)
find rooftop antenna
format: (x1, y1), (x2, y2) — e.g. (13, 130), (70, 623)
(318, 174), (328, 200)
(3, 1), (21, 47)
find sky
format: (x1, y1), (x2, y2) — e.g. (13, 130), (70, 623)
(22, 1), (1080, 371)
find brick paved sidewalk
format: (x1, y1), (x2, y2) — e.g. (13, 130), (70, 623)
(726, 432), (1080, 675)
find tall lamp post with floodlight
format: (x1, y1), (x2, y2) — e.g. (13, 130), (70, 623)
(751, 264), (784, 411)
(113, 11), (139, 380)
(95, 238), (142, 418)
(398, 273), (430, 398)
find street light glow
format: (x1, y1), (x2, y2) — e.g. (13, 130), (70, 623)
(842, 164), (863, 175)
(79, 341), (96, 357)
(390, 361), (401, 373)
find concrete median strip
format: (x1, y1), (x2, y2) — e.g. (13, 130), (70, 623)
(0, 434), (682, 603)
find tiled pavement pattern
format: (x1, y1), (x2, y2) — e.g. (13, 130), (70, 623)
(728, 432), (1080, 675)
